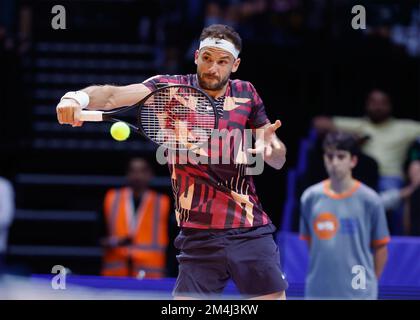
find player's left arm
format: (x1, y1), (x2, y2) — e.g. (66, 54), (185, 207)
(248, 120), (286, 170)
(373, 244), (388, 279)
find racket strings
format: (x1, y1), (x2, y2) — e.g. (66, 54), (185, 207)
(139, 86), (216, 149)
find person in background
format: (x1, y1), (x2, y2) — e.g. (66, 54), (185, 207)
(0, 176), (14, 270)
(403, 138), (420, 235)
(313, 89), (420, 234)
(300, 131), (390, 299)
(376, 137), (420, 234)
(100, 158), (171, 279)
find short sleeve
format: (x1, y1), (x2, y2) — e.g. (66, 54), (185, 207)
(413, 122), (420, 137)
(332, 117), (365, 132)
(247, 82), (270, 129)
(299, 189), (312, 241)
(370, 195), (391, 247)
(403, 120), (420, 140)
(142, 75), (166, 91)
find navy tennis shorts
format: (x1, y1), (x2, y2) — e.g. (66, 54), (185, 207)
(172, 223), (288, 298)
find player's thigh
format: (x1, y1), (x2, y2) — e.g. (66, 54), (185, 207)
(227, 233), (288, 297)
(172, 258), (230, 298)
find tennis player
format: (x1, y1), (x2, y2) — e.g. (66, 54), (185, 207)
(56, 24), (288, 299)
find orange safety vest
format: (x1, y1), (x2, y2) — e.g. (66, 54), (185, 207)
(101, 188), (170, 278)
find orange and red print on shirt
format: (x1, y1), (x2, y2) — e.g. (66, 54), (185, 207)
(143, 74), (272, 229)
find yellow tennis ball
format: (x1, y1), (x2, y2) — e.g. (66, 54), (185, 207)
(110, 122), (130, 141)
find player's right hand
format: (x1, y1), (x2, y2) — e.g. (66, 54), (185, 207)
(56, 98), (84, 127)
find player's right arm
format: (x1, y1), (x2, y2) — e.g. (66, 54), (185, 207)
(56, 83), (152, 126)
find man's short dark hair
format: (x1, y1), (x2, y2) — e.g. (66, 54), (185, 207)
(127, 157), (152, 171)
(199, 24), (242, 53)
(323, 131), (360, 156)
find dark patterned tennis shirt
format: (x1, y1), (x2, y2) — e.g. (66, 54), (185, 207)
(143, 74), (272, 229)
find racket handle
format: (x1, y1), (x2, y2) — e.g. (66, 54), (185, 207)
(79, 110), (104, 122)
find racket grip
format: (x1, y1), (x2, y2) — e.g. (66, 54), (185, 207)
(79, 110), (104, 122)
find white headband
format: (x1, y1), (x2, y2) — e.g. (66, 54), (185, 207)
(199, 37), (239, 59)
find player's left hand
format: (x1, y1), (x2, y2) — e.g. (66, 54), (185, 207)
(247, 120), (282, 157)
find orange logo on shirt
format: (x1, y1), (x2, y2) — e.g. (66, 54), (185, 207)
(313, 212), (339, 240)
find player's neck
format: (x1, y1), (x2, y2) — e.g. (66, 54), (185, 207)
(203, 82), (228, 99)
(328, 175), (355, 195)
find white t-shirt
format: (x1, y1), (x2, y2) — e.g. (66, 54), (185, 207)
(333, 117), (420, 177)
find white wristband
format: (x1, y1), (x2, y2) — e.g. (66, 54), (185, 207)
(60, 91), (90, 108)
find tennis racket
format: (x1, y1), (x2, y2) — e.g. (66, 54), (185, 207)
(79, 84), (219, 150)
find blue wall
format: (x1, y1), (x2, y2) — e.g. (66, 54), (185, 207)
(276, 232), (420, 299)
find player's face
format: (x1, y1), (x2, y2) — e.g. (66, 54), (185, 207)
(323, 149), (357, 180)
(195, 47), (241, 91)
(127, 159), (153, 190)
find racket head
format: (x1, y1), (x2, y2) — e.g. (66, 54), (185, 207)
(136, 84), (219, 151)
